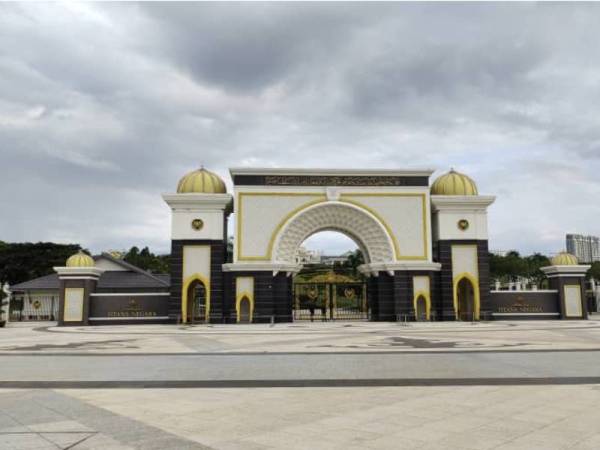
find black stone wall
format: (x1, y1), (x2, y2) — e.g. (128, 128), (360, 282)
(169, 240), (227, 323)
(223, 271), (293, 323)
(436, 240), (490, 320)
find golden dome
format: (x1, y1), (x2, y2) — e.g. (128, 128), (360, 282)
(66, 251), (95, 268)
(177, 167), (227, 194)
(551, 252), (578, 266)
(431, 169), (478, 196)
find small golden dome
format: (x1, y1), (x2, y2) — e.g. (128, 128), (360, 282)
(551, 252), (578, 266)
(177, 167), (227, 194)
(66, 251), (95, 267)
(431, 169), (478, 196)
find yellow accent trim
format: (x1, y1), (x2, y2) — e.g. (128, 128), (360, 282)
(181, 245), (211, 324)
(413, 291), (431, 321)
(63, 288), (85, 322)
(236, 192), (326, 261)
(451, 243), (480, 320)
(563, 284), (583, 318)
(339, 193), (429, 260)
(235, 276), (254, 323)
(453, 272), (480, 320)
(182, 273), (211, 324)
(235, 191), (430, 261)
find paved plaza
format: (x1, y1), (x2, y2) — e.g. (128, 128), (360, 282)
(1, 318), (600, 449)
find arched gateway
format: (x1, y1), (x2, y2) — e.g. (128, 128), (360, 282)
(42, 166), (593, 325)
(160, 167), (495, 323)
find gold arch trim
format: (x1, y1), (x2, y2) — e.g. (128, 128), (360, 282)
(236, 193), (327, 261)
(338, 193), (429, 260)
(235, 276), (255, 323)
(235, 191), (429, 262)
(413, 290), (431, 321)
(182, 273), (211, 324)
(452, 272), (480, 321)
(236, 292), (254, 323)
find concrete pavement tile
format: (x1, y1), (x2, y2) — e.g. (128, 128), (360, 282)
(371, 413), (429, 429)
(363, 433), (427, 449)
(394, 424), (454, 443)
(69, 433), (135, 450)
(39, 432), (96, 448)
(243, 430), (340, 450)
(423, 414), (490, 434)
(432, 430), (507, 450)
(124, 435), (210, 450)
(413, 442), (476, 450)
(570, 433), (600, 450)
(213, 439), (275, 450)
(28, 420), (94, 432)
(0, 433), (54, 450)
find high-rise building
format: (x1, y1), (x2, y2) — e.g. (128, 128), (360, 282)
(566, 234), (600, 263)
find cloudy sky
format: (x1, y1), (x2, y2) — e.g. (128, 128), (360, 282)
(2, 2), (600, 256)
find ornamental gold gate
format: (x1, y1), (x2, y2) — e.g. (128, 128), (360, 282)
(293, 282), (369, 321)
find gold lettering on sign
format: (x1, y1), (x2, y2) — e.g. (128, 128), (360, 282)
(498, 297), (544, 313)
(106, 298), (158, 318)
(264, 175), (414, 186)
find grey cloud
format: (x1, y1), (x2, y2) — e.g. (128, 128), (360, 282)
(1, 2), (600, 255)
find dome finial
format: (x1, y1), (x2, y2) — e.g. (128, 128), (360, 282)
(66, 250), (95, 268)
(431, 168), (478, 195)
(177, 166), (227, 194)
(551, 251), (578, 266)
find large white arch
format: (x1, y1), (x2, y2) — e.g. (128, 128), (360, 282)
(272, 201), (396, 265)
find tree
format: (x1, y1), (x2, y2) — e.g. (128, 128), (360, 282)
(342, 249), (365, 275)
(587, 262), (600, 281)
(123, 246), (169, 273)
(0, 242), (82, 285)
(490, 250), (550, 285)
(524, 253), (551, 286)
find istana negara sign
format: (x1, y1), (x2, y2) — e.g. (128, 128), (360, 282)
(497, 297), (543, 313)
(107, 299), (157, 318)
(489, 291), (559, 317)
(89, 295), (169, 320)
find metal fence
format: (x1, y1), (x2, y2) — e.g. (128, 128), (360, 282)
(293, 282), (369, 321)
(10, 294), (59, 321)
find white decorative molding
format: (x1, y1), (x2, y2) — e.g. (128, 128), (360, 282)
(162, 193), (233, 211)
(430, 195), (496, 212)
(540, 265), (591, 278)
(222, 263), (302, 275)
(54, 267), (105, 279)
(359, 262), (441, 276)
(272, 202), (395, 265)
(326, 187), (341, 201)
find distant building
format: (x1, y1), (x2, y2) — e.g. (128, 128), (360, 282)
(566, 234), (600, 263)
(322, 251), (354, 266)
(295, 247), (322, 264)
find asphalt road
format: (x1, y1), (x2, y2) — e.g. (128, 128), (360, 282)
(1, 351), (600, 387)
